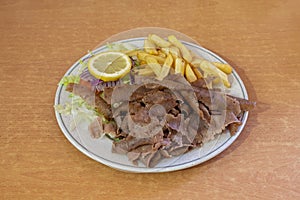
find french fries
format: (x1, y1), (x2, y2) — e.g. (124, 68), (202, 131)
(212, 62), (232, 74)
(135, 67), (155, 76)
(145, 56), (162, 77)
(149, 34), (171, 48)
(168, 35), (192, 63)
(185, 63), (197, 82)
(191, 58), (204, 67)
(144, 39), (158, 55)
(158, 54), (173, 80)
(137, 52), (165, 64)
(175, 58), (185, 75)
(161, 46), (180, 64)
(192, 66), (203, 79)
(130, 33), (232, 86)
(199, 60), (231, 87)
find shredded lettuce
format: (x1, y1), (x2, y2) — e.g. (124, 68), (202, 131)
(78, 59), (88, 73)
(106, 42), (138, 51)
(59, 75), (80, 86)
(54, 93), (99, 130)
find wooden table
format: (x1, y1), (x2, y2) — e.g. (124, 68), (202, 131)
(1, 0), (299, 199)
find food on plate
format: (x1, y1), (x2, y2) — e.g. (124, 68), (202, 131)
(55, 34), (255, 167)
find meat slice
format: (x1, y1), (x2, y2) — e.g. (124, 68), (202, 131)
(112, 137), (154, 154)
(142, 89), (178, 112)
(192, 82), (255, 114)
(88, 117), (103, 139)
(102, 87), (113, 105)
(228, 95), (256, 112)
(127, 151), (141, 166)
(143, 151), (163, 168)
(131, 108), (151, 124)
(225, 111), (242, 135)
(166, 114), (182, 131)
(103, 122), (117, 136)
(199, 102), (211, 123)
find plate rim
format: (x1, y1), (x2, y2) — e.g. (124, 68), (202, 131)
(54, 37), (249, 173)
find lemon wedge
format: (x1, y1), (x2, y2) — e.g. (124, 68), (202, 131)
(88, 52), (132, 82)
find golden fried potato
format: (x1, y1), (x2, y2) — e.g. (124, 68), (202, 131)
(212, 62), (232, 74)
(191, 58), (204, 67)
(185, 63), (197, 82)
(158, 54), (173, 80)
(137, 52), (165, 64)
(149, 34), (171, 48)
(161, 46), (181, 63)
(145, 56), (162, 77)
(136, 68), (154, 76)
(144, 39), (158, 55)
(199, 60), (230, 87)
(175, 57), (185, 75)
(191, 66), (203, 79)
(168, 35), (192, 62)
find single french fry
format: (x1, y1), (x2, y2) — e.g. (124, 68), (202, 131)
(145, 55), (165, 64)
(144, 39), (158, 55)
(192, 66), (203, 79)
(158, 54), (173, 80)
(149, 34), (171, 48)
(212, 62), (232, 74)
(175, 57), (185, 75)
(137, 52), (165, 64)
(137, 68), (155, 76)
(185, 63), (197, 82)
(191, 58), (204, 67)
(145, 56), (162, 77)
(168, 35), (192, 62)
(169, 46), (180, 59)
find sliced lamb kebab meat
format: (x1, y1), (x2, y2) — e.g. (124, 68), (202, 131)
(191, 79), (255, 113)
(130, 105), (151, 125)
(88, 117), (103, 139)
(199, 102), (211, 123)
(224, 111), (242, 134)
(102, 87), (114, 105)
(141, 88), (178, 112)
(165, 114), (182, 132)
(228, 95), (256, 112)
(103, 122), (117, 136)
(112, 137), (154, 154)
(191, 79), (255, 136)
(80, 73), (255, 167)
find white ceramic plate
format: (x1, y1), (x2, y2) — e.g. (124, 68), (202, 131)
(54, 38), (249, 173)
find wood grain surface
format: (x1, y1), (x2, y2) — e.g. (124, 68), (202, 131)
(1, 0), (299, 199)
